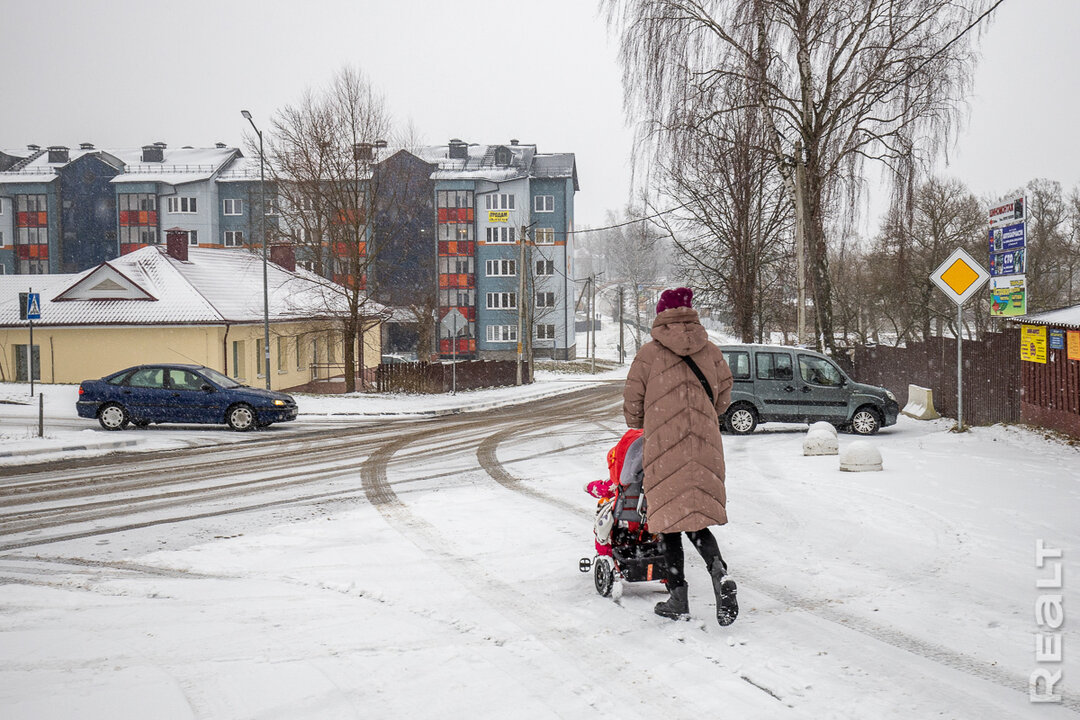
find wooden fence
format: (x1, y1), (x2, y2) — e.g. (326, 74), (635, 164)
(375, 360), (529, 394)
(846, 328), (1021, 426)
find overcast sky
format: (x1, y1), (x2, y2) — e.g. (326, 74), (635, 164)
(1, 0), (1075, 231)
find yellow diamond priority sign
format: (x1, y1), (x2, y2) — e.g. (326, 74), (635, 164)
(930, 248), (990, 305)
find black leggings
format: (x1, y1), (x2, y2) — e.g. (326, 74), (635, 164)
(662, 530), (726, 588)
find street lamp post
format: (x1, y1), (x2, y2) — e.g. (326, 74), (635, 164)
(241, 109), (271, 390)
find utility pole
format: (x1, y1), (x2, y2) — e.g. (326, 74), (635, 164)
(794, 139), (807, 347)
(618, 285), (625, 365)
(590, 275), (596, 374)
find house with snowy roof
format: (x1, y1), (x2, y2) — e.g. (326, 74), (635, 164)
(0, 240), (384, 389)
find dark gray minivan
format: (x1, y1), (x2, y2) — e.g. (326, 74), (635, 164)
(719, 344), (899, 435)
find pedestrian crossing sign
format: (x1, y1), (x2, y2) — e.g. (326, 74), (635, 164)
(26, 293), (41, 320)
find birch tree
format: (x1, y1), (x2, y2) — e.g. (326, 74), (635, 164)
(606, 0), (994, 353)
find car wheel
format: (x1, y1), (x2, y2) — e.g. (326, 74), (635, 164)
(98, 403), (129, 431)
(226, 403), (257, 432)
(724, 403), (758, 435)
(850, 406), (882, 435)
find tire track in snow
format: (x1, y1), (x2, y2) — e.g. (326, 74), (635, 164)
(478, 409), (1080, 714)
(357, 386), (731, 716)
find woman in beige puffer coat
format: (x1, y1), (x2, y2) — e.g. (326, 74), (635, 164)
(623, 287), (738, 625)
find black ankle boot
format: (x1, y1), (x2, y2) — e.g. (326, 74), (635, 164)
(654, 584), (689, 619)
(711, 568), (738, 626)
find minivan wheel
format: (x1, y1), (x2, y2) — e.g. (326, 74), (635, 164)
(724, 404), (758, 435)
(98, 403), (130, 431)
(226, 403), (257, 431)
(850, 406), (882, 435)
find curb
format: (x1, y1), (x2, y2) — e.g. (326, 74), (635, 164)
(0, 438), (142, 459)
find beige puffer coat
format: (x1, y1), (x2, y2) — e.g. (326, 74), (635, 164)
(622, 307), (733, 533)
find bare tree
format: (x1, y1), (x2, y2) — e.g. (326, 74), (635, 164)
(1021, 179), (1073, 313)
(652, 91), (793, 342)
(594, 206), (668, 352)
(267, 67), (393, 392)
(606, 0), (994, 353)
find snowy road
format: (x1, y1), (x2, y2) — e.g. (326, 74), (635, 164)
(1, 382), (1077, 718)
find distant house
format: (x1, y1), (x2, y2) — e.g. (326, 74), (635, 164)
(0, 241), (383, 389)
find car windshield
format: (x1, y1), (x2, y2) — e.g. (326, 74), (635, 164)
(199, 367), (243, 389)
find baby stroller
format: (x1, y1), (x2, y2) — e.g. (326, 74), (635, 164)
(580, 429), (670, 597)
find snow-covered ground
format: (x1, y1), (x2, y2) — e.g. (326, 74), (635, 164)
(1, 316), (1077, 718)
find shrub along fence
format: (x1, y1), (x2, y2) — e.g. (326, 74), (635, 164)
(375, 360), (529, 394)
(845, 328), (1021, 426)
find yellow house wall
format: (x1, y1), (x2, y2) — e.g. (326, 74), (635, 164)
(0, 320), (382, 391)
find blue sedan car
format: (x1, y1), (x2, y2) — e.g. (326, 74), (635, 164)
(77, 364), (298, 431)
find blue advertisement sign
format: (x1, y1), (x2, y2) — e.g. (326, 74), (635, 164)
(989, 221), (1025, 254)
(989, 248), (1025, 277)
(1049, 328), (1066, 350)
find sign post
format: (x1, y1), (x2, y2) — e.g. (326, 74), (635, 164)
(21, 289), (42, 396)
(440, 308), (466, 395)
(929, 249), (990, 431)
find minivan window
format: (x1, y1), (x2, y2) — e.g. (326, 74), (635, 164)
(799, 354), (845, 387)
(756, 351), (793, 381)
(723, 350), (751, 379)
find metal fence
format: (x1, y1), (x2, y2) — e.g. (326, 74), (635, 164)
(846, 329), (1021, 426)
(375, 360), (528, 394)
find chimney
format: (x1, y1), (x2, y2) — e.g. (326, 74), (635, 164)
(510, 139), (519, 146)
(47, 146), (70, 164)
(79, 142), (95, 150)
(374, 139), (388, 149)
(353, 142), (373, 162)
(165, 229), (189, 261)
(154, 141), (167, 148)
(270, 245), (296, 272)
(141, 144), (164, 163)
(27, 144), (41, 152)
(448, 138), (468, 160)
(215, 142), (226, 148)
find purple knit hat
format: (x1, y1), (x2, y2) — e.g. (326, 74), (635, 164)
(656, 287), (693, 314)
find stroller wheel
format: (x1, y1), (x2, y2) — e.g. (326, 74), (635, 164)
(594, 556), (614, 597)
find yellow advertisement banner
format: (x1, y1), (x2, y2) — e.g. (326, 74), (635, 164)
(488, 211), (509, 223)
(1021, 324), (1047, 364)
(1068, 330), (1080, 361)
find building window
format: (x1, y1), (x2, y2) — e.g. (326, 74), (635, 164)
(485, 226), (516, 244)
(534, 195), (554, 213)
(255, 338), (265, 377)
(536, 324), (556, 340)
(167, 196), (198, 214)
(486, 325), (518, 342)
(536, 259), (555, 276)
(14, 344), (40, 382)
(439, 256), (474, 274)
(535, 228), (555, 244)
(223, 198), (243, 215)
(440, 289), (475, 307)
(277, 336), (288, 372)
(486, 292), (517, 309)
(224, 230), (244, 247)
(485, 259), (516, 276)
(536, 292), (556, 308)
(231, 340), (245, 379)
(485, 193), (515, 210)
(187, 230), (198, 246)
